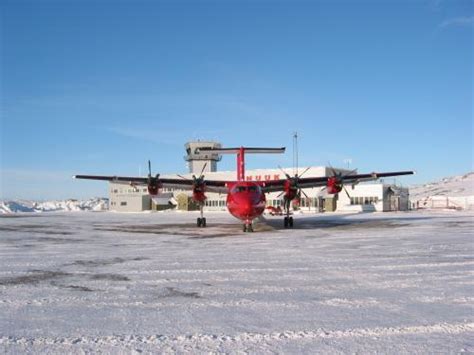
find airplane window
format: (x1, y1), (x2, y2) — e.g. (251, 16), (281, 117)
(232, 186), (247, 193)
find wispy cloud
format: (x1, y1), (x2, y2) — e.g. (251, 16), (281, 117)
(106, 126), (224, 146)
(106, 126), (183, 146)
(440, 16), (474, 28)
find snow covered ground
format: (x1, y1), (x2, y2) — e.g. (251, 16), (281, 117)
(0, 210), (472, 353)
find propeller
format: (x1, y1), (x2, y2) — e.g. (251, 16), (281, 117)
(177, 162), (207, 191)
(277, 165), (312, 199)
(147, 160), (161, 195)
(147, 160), (160, 180)
(322, 163), (358, 199)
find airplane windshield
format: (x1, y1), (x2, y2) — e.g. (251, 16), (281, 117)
(231, 185), (260, 193)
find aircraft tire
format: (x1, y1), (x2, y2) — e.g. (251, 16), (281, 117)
(197, 218), (202, 227)
(289, 217), (294, 228)
(202, 218), (206, 227)
(284, 217), (289, 228)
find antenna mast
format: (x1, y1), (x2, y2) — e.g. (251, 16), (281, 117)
(293, 132), (298, 176)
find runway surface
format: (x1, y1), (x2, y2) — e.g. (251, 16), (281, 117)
(0, 210), (473, 353)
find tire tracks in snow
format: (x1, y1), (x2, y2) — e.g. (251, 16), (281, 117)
(1, 322), (472, 348)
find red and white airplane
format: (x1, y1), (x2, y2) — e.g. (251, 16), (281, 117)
(74, 147), (414, 232)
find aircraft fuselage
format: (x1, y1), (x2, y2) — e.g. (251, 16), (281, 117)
(226, 181), (266, 224)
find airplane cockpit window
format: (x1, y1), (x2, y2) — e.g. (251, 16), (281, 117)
(231, 185), (261, 193)
(231, 186), (247, 193)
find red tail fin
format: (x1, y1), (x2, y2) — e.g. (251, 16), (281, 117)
(197, 147), (285, 181)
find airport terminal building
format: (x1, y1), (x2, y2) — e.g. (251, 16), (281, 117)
(109, 141), (410, 213)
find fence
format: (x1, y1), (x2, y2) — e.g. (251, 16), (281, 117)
(412, 196), (474, 210)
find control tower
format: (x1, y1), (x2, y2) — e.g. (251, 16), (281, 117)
(184, 141), (222, 174)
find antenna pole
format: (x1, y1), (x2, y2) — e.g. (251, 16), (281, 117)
(293, 132), (298, 176)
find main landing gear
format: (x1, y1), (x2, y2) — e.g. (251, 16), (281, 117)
(197, 217), (206, 227)
(283, 198), (294, 228)
(196, 203), (207, 228)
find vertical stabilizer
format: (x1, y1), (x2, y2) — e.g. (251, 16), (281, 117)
(197, 147), (286, 181)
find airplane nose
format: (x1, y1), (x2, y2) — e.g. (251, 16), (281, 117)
(241, 201), (254, 216)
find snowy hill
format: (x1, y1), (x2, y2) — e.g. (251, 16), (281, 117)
(0, 198), (108, 214)
(410, 172), (474, 210)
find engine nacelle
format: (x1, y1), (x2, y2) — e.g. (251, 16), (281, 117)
(326, 176), (343, 194)
(192, 184), (206, 203)
(147, 183), (161, 195)
(283, 179), (298, 201)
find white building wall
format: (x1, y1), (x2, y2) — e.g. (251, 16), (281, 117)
(336, 184), (410, 212)
(109, 183), (151, 212)
(336, 184), (385, 212)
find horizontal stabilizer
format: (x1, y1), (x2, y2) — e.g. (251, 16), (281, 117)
(197, 147), (285, 154)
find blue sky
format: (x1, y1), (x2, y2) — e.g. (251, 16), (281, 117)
(1, 0), (472, 200)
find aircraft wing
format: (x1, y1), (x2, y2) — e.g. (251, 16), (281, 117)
(73, 175), (229, 194)
(261, 171), (415, 193)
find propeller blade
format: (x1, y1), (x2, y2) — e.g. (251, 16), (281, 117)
(343, 185), (351, 199)
(148, 160), (152, 177)
(298, 166), (311, 179)
(177, 174), (190, 181)
(300, 189), (310, 199)
(276, 190), (285, 198)
(199, 162), (208, 177)
(278, 165), (291, 179)
(327, 162), (337, 176)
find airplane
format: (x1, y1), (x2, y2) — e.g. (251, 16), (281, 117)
(74, 146), (414, 232)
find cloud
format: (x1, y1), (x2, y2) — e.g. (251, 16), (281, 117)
(107, 126), (173, 144)
(440, 16), (474, 28)
(106, 126), (225, 147)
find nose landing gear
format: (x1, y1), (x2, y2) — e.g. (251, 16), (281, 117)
(243, 220), (254, 233)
